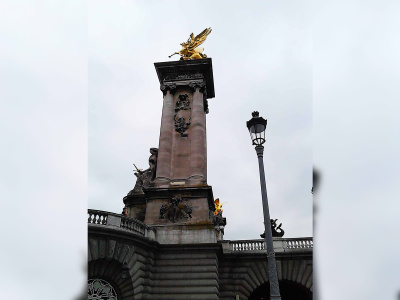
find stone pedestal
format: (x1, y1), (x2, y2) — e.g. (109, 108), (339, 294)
(142, 186), (217, 244)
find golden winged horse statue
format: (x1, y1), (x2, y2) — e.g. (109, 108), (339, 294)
(169, 28), (212, 60)
(213, 198), (227, 215)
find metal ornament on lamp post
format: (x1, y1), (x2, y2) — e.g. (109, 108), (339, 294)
(246, 111), (281, 300)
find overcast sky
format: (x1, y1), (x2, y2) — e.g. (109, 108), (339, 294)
(1, 1), (400, 300)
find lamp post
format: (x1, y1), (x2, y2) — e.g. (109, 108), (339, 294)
(246, 111), (281, 300)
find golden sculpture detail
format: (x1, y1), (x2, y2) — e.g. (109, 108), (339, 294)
(214, 198), (226, 215)
(169, 28), (212, 60)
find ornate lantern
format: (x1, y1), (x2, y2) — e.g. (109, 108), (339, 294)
(246, 111), (267, 146)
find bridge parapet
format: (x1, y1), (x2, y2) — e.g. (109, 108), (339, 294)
(222, 237), (313, 253)
(88, 209), (156, 239)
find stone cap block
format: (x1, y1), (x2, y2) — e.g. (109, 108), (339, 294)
(154, 58), (215, 99)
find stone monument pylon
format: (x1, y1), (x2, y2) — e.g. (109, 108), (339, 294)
(123, 58), (226, 244)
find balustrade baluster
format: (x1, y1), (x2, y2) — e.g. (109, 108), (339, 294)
(226, 238), (312, 253)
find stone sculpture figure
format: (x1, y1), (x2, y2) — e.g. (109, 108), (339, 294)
(213, 198), (226, 216)
(169, 28), (212, 60)
(148, 147), (158, 181)
(126, 148), (158, 196)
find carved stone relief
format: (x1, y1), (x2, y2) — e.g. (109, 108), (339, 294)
(164, 73), (203, 81)
(174, 94), (191, 137)
(88, 279), (118, 300)
(160, 83), (177, 95)
(159, 196), (193, 222)
(189, 81), (206, 93)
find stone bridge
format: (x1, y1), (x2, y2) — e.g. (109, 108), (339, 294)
(88, 210), (312, 300)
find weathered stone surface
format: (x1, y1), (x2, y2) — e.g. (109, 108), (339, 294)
(88, 222), (312, 299)
(154, 60), (212, 188)
(154, 226), (217, 244)
(145, 196), (211, 225)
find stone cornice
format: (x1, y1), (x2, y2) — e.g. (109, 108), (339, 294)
(154, 58), (215, 99)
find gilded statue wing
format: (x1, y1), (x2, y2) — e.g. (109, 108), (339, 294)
(186, 28), (212, 51)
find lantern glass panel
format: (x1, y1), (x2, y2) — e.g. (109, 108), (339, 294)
(249, 124), (266, 145)
(249, 124), (266, 134)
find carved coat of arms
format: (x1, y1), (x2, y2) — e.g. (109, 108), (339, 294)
(159, 196), (193, 222)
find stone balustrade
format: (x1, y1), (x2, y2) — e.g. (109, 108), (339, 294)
(285, 238), (313, 250)
(224, 237), (313, 253)
(88, 209), (156, 239)
(88, 209), (312, 251)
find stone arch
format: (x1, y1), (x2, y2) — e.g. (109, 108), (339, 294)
(278, 259), (313, 291)
(219, 257), (312, 300)
(88, 236), (155, 299)
(88, 259), (133, 299)
(248, 279), (312, 300)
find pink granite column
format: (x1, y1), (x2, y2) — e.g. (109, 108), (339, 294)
(188, 82), (207, 185)
(155, 85), (175, 186)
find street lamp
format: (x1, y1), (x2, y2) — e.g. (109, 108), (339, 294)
(246, 111), (281, 300)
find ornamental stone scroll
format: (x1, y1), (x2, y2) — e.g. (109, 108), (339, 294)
(160, 83), (177, 95)
(189, 81), (209, 114)
(189, 81), (206, 93)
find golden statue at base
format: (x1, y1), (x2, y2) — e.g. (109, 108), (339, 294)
(169, 28), (212, 60)
(214, 198), (226, 215)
